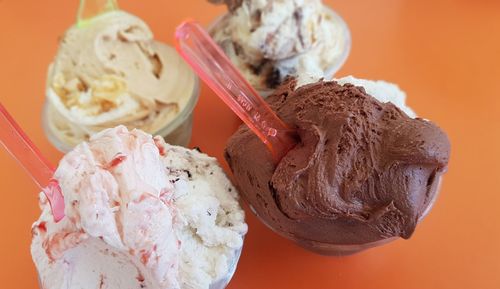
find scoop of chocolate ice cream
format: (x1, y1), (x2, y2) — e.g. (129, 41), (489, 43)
(225, 79), (450, 252)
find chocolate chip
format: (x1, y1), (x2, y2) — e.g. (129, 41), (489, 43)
(266, 68), (282, 89)
(183, 169), (192, 179)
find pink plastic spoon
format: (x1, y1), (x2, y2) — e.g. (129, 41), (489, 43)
(0, 103), (65, 222)
(175, 20), (297, 160)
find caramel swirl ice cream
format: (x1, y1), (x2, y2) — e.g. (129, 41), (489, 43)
(44, 11), (198, 151)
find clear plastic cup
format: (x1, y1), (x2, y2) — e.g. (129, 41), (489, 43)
(209, 245), (243, 289)
(208, 6), (351, 98)
(247, 177), (443, 256)
(153, 77), (200, 146)
(42, 77), (200, 153)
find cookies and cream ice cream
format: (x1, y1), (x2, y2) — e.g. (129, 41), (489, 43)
(225, 76), (450, 254)
(32, 126), (247, 289)
(209, 0), (350, 91)
(44, 11), (198, 150)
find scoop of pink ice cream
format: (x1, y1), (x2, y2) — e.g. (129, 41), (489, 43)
(31, 126), (247, 289)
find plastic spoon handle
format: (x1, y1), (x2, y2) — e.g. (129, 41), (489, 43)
(0, 103), (65, 222)
(175, 20), (296, 160)
(77, 0), (118, 27)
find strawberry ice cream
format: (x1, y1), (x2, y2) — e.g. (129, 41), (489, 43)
(31, 126), (247, 289)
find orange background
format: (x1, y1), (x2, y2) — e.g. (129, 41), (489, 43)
(1, 0), (499, 288)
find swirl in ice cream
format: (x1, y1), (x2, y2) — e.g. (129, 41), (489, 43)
(225, 76), (450, 253)
(31, 126), (247, 289)
(45, 11), (197, 149)
(209, 0), (350, 91)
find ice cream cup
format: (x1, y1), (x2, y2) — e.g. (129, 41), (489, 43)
(42, 77), (200, 153)
(152, 77), (201, 147)
(209, 244), (244, 289)
(208, 6), (351, 98)
(36, 238), (244, 289)
(248, 178), (442, 256)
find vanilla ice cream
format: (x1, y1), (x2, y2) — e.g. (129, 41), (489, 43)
(31, 126), (247, 289)
(44, 11), (198, 151)
(209, 0), (351, 92)
(335, 76), (417, 118)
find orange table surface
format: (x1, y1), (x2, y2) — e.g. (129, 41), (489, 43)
(1, 0), (499, 288)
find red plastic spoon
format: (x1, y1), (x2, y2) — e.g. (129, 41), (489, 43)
(0, 103), (65, 222)
(175, 20), (297, 161)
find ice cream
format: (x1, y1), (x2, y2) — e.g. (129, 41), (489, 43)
(225, 76), (450, 254)
(44, 11), (199, 151)
(31, 126), (247, 289)
(209, 0), (351, 92)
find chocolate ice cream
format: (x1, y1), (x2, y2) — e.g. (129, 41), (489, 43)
(225, 78), (450, 254)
